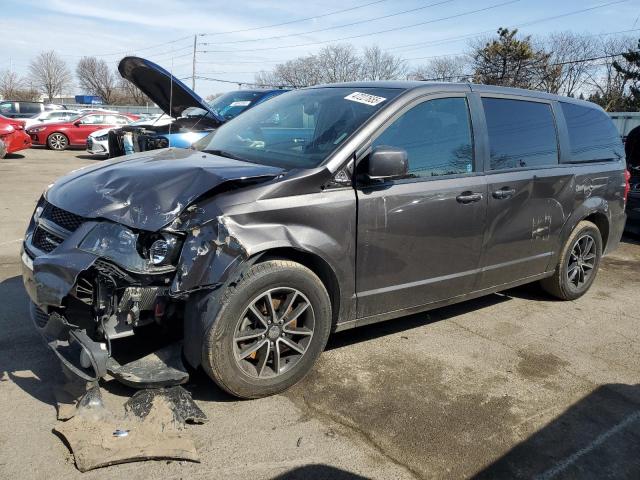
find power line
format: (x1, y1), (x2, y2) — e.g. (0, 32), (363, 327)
(201, 0), (457, 46)
(194, 75), (295, 89)
(415, 52), (631, 81)
(59, 36), (193, 58)
(400, 27), (640, 61)
(195, 50), (634, 88)
(389, 0), (632, 52)
(198, 0), (523, 53)
(200, 0), (393, 37)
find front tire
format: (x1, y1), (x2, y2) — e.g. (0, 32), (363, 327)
(201, 260), (332, 399)
(540, 220), (602, 300)
(47, 133), (68, 151)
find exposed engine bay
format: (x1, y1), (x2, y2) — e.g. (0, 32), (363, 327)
(108, 116), (219, 157)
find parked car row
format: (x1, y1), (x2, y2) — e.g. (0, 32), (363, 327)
(105, 57), (287, 158)
(1, 57), (287, 159)
(0, 100), (66, 119)
(26, 112), (139, 150)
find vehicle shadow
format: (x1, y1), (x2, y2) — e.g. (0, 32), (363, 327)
(0, 275), (61, 407)
(327, 291), (513, 351)
(4, 152), (26, 159)
(622, 233), (640, 245)
(472, 383), (640, 479)
(75, 154), (106, 161)
(272, 464), (370, 479)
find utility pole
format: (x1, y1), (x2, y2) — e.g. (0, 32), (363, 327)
(192, 35), (197, 91)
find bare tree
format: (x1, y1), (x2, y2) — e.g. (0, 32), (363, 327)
(360, 45), (407, 80)
(317, 44), (362, 83)
(28, 51), (72, 101)
(255, 43), (403, 87)
(585, 36), (637, 110)
(115, 78), (149, 105)
(76, 57), (118, 104)
(0, 70), (39, 101)
(538, 32), (599, 96)
(410, 56), (468, 81)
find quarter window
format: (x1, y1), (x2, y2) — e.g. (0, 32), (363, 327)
(560, 102), (623, 162)
(483, 98), (558, 170)
(372, 97), (474, 178)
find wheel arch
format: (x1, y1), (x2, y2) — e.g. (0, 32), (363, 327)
(583, 211), (609, 251)
(255, 246), (342, 330)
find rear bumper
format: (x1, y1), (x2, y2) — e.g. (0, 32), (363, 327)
(605, 210), (627, 254)
(2, 130), (32, 153)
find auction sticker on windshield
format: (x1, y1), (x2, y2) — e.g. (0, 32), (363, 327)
(230, 101), (251, 107)
(344, 92), (387, 106)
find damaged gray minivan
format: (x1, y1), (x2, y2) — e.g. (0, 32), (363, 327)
(22, 81), (629, 398)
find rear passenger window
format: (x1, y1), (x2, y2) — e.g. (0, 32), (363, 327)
(373, 97), (474, 178)
(19, 102), (42, 114)
(483, 98), (558, 170)
(560, 102), (623, 162)
(0, 102), (16, 115)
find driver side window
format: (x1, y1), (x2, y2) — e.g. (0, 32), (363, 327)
(373, 97), (474, 178)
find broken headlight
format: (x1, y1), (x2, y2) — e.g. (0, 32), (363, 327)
(79, 223), (181, 273)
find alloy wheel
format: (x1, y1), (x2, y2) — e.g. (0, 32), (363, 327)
(49, 133), (68, 150)
(566, 233), (597, 290)
(233, 287), (315, 379)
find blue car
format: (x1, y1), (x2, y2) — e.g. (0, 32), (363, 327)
(109, 56), (287, 157)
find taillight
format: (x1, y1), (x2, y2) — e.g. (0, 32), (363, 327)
(624, 169), (631, 203)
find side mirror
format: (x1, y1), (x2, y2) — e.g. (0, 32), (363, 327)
(367, 145), (408, 180)
(73, 120), (82, 126)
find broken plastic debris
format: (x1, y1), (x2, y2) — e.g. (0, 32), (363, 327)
(125, 386), (207, 425)
(112, 429), (130, 437)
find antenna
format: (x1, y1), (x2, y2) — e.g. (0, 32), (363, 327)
(192, 35), (197, 91)
(168, 53), (174, 140)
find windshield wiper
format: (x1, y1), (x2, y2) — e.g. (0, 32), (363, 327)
(203, 149), (247, 161)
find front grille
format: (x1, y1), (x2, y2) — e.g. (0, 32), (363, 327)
(32, 226), (64, 253)
(41, 201), (84, 232)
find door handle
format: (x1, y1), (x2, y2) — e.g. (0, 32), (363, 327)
(456, 191), (483, 204)
(492, 187), (516, 199)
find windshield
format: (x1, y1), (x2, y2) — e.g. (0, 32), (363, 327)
(196, 87), (401, 169)
(208, 91), (269, 121)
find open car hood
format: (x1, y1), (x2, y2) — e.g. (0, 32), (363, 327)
(118, 56), (224, 123)
(45, 148), (283, 231)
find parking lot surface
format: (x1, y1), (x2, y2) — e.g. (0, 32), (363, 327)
(1, 147), (639, 479)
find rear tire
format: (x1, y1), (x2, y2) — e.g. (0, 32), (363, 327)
(201, 260), (332, 399)
(540, 220), (602, 300)
(47, 133), (68, 151)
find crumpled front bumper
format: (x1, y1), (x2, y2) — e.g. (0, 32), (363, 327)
(22, 221), (189, 386)
(21, 228), (108, 381)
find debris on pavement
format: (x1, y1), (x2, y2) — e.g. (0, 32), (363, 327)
(125, 385), (208, 424)
(53, 384), (205, 471)
(52, 379), (94, 420)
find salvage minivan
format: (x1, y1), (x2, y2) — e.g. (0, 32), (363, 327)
(22, 81), (629, 398)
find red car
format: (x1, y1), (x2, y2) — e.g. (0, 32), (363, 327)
(0, 115), (32, 158)
(26, 112), (138, 151)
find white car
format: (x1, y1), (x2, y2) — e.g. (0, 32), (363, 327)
(86, 115), (171, 156)
(23, 110), (81, 129)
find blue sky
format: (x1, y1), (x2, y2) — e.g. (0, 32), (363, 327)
(2, 0), (639, 97)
